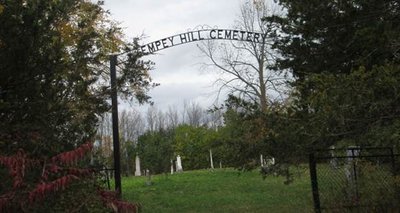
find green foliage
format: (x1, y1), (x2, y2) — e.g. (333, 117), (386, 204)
(0, 0), (152, 211)
(264, 0), (400, 149)
(215, 95), (266, 170)
(137, 130), (174, 174)
(121, 140), (136, 176)
(216, 94), (308, 170)
(296, 64), (400, 148)
(0, 0), (154, 157)
(137, 124), (221, 173)
(266, 0), (400, 78)
(173, 124), (215, 170)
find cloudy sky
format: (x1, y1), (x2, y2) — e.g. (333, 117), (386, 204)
(103, 0), (246, 112)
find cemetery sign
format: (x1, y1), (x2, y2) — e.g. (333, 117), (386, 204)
(141, 28), (267, 53)
(111, 27), (266, 196)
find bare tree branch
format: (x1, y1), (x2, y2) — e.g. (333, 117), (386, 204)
(197, 0), (288, 111)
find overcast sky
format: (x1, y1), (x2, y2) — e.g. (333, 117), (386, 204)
(103, 0), (246, 112)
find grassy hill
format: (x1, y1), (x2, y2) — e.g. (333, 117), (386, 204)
(121, 167), (313, 213)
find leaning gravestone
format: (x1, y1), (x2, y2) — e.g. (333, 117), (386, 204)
(209, 149), (214, 169)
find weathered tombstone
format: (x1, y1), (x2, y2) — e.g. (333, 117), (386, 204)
(267, 157), (275, 166)
(145, 169), (152, 185)
(260, 154), (264, 167)
(134, 155), (141, 176)
(170, 160), (174, 175)
(261, 156), (275, 176)
(345, 146), (360, 201)
(176, 155), (183, 172)
(209, 149), (214, 169)
(329, 145), (338, 169)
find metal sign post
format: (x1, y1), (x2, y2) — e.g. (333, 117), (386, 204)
(110, 54), (122, 198)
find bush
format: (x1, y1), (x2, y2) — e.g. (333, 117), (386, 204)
(0, 142), (138, 212)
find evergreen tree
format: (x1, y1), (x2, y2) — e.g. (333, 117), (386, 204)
(0, 0), (153, 211)
(267, 0), (400, 77)
(0, 0), (154, 156)
(265, 0), (400, 147)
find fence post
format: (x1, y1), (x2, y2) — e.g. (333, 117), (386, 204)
(309, 153), (321, 213)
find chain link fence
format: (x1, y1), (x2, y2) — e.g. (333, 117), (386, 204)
(309, 147), (400, 212)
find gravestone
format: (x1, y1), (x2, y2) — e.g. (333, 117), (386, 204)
(134, 155), (141, 176)
(209, 149), (214, 169)
(266, 157), (275, 166)
(176, 155), (183, 172)
(260, 154), (264, 167)
(329, 145), (338, 169)
(170, 160), (174, 175)
(345, 146), (360, 201)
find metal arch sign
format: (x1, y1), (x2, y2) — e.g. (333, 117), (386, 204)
(141, 28), (267, 53)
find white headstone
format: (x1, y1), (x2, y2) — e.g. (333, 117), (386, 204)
(209, 149), (214, 169)
(329, 145), (338, 168)
(269, 157), (275, 165)
(260, 154), (264, 166)
(170, 160), (174, 175)
(135, 155), (141, 176)
(176, 155), (183, 172)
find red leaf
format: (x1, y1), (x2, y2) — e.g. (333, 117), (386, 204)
(52, 142), (93, 165)
(29, 175), (79, 203)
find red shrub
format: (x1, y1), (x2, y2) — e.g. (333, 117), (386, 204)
(0, 142), (137, 212)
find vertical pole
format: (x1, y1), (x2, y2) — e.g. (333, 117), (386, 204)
(309, 153), (321, 213)
(352, 149), (359, 204)
(110, 54), (122, 198)
(390, 148), (396, 175)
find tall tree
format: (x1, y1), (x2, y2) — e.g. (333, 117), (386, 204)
(173, 124), (213, 170)
(0, 0), (154, 211)
(198, 0), (286, 112)
(267, 0), (400, 78)
(184, 101), (204, 127)
(0, 0), (155, 157)
(265, 0), (400, 147)
(137, 129), (174, 175)
(165, 105), (180, 129)
(119, 109), (144, 175)
(145, 105), (158, 132)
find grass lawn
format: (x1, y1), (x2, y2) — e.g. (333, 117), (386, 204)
(120, 167), (313, 213)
